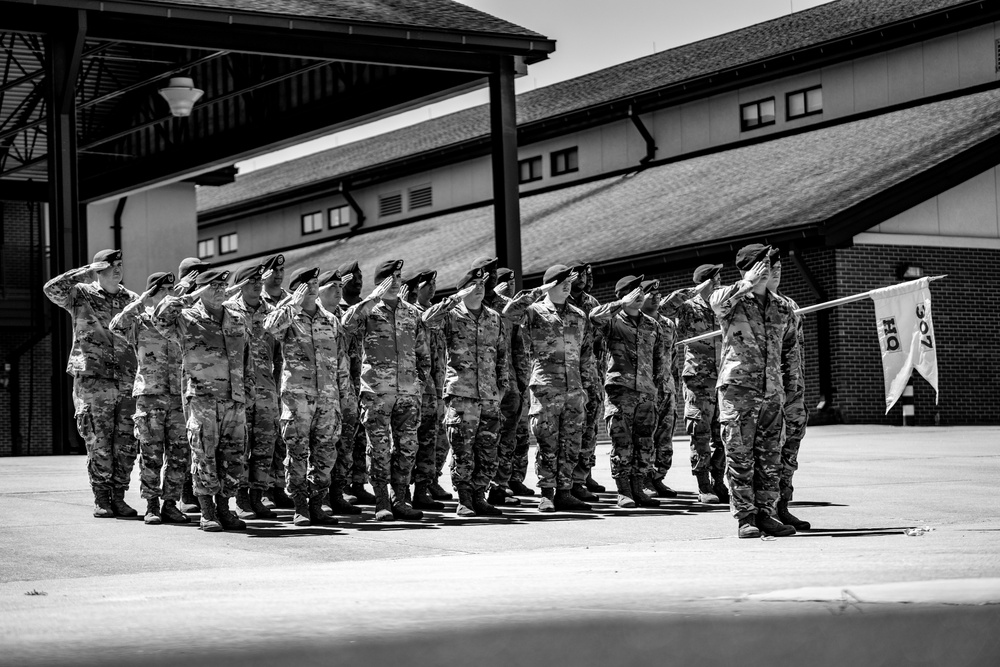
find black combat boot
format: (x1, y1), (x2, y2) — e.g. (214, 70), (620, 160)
(143, 498), (162, 525)
(268, 485), (295, 509)
(711, 472), (730, 504)
(428, 480), (454, 501)
(412, 483), (445, 510)
(554, 489), (591, 511)
(777, 499), (811, 530)
(160, 499), (190, 523)
(110, 488), (139, 518)
(585, 474), (606, 493)
(215, 495), (246, 530)
(235, 488), (255, 520)
(647, 474), (678, 498)
(351, 482), (377, 505)
(309, 495), (338, 525)
(538, 487), (556, 512)
(487, 485), (519, 507)
(630, 476), (660, 507)
(508, 479), (535, 497)
(373, 484), (393, 521)
(456, 488), (477, 517)
(181, 478), (200, 513)
(738, 515), (760, 539)
(472, 488), (503, 516)
(755, 512), (796, 537)
(328, 482), (362, 515)
(292, 495), (312, 526)
(197, 495), (223, 532)
(695, 472), (720, 504)
(614, 477), (636, 508)
(391, 484), (423, 521)
(571, 482), (599, 502)
(93, 488), (114, 518)
(248, 489), (276, 519)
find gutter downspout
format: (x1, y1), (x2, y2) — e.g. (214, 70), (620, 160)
(339, 183), (365, 232)
(628, 105), (657, 167)
(112, 196), (126, 250)
(789, 246), (834, 419)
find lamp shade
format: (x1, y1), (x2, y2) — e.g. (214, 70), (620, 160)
(158, 77), (204, 117)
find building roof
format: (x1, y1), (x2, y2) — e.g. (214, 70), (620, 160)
(197, 0), (975, 215)
(214, 88), (1000, 287)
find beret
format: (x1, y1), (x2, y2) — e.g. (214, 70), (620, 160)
(641, 279), (660, 293)
(404, 270), (436, 290)
(615, 275), (643, 298)
(471, 256), (498, 273)
(146, 272), (175, 291)
(456, 267), (485, 290)
(543, 264), (573, 285)
(177, 257), (209, 278)
(337, 260), (360, 276)
(288, 267), (319, 291)
(93, 249), (122, 264)
(735, 244), (772, 271)
(496, 268), (514, 282)
(261, 254), (285, 272)
(318, 269), (342, 287)
(194, 269), (230, 286)
(693, 263), (723, 284)
(374, 259), (404, 283)
(233, 264), (264, 284)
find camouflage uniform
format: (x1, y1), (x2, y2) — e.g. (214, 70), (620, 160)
(589, 302), (666, 480)
(412, 301), (448, 487)
(710, 282), (798, 519)
(326, 303), (362, 492)
(423, 299), (508, 492)
(774, 292), (807, 501)
(261, 287), (292, 487)
(44, 271), (139, 492)
(568, 291), (603, 485)
(483, 292), (526, 490)
(660, 294), (725, 478)
(265, 303), (354, 500)
(340, 297), (370, 488)
(651, 314), (678, 481)
(154, 298), (253, 498)
(225, 294), (280, 491)
(109, 305), (187, 501)
(342, 299), (430, 487)
(504, 295), (592, 491)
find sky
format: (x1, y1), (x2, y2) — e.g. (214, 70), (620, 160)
(236, 0), (836, 174)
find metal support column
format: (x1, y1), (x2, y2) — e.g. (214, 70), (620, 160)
(45, 10), (87, 455)
(489, 56), (522, 289)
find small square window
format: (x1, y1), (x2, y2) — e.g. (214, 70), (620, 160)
(787, 86), (822, 120)
(197, 238), (215, 259)
(301, 211), (323, 235)
(519, 156), (543, 184)
(219, 232), (238, 255)
(329, 205), (350, 229)
(551, 147), (578, 176)
(740, 97), (776, 131)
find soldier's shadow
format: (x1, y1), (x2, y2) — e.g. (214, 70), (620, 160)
(792, 527), (917, 538)
(245, 525), (345, 538)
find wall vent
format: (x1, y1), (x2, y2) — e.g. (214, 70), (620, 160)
(408, 185), (433, 210)
(379, 192), (402, 217)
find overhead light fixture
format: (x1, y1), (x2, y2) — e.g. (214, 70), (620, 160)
(896, 262), (925, 280)
(158, 77), (203, 117)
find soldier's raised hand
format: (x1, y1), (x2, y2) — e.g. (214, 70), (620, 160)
(290, 283), (310, 309)
(261, 269), (274, 282)
(621, 286), (644, 307)
(188, 283), (212, 301)
(745, 260), (769, 285)
(494, 281), (510, 297)
(454, 282), (478, 301)
(174, 270), (198, 294)
(369, 276), (394, 301)
(397, 284), (410, 302)
(225, 279), (249, 297)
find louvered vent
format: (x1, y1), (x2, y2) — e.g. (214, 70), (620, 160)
(379, 192), (402, 217)
(408, 185), (433, 210)
(996, 39), (1000, 72)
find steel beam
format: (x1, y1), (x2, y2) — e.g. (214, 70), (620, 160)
(489, 56), (521, 289)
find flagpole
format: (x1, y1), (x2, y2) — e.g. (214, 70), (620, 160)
(674, 275), (946, 346)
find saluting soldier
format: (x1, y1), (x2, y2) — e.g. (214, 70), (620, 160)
(503, 265), (594, 512)
(589, 276), (664, 508)
(44, 249), (141, 519)
(109, 271), (190, 525)
(423, 267), (508, 516)
(710, 244), (799, 539)
(643, 282), (680, 498)
(342, 259), (431, 521)
(154, 268), (254, 533)
(224, 264), (279, 521)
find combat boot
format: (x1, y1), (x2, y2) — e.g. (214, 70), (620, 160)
(647, 474), (678, 498)
(110, 488), (138, 518)
(309, 495), (338, 525)
(472, 488), (503, 516)
(738, 516), (760, 539)
(215, 495), (246, 530)
(538, 487), (556, 512)
(554, 489), (591, 511)
(373, 484), (394, 521)
(197, 495), (223, 532)
(92, 488), (114, 518)
(248, 489), (276, 519)
(268, 485), (295, 509)
(585, 474), (606, 493)
(695, 472), (720, 504)
(755, 512), (796, 537)
(508, 479), (535, 497)
(340, 483), (358, 505)
(160, 499), (190, 524)
(412, 483), (445, 511)
(391, 484), (423, 521)
(180, 478), (200, 513)
(428, 481), (454, 501)
(614, 477), (636, 508)
(235, 488), (255, 520)
(456, 488), (477, 517)
(351, 482), (378, 505)
(711, 472), (730, 504)
(777, 499), (811, 531)
(488, 485), (520, 507)
(292, 496), (312, 526)
(328, 482), (361, 516)
(144, 498), (162, 525)
(630, 476), (660, 507)
(571, 483), (599, 502)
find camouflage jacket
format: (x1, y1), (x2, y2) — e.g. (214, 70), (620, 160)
(224, 294), (279, 395)
(660, 292), (720, 382)
(422, 298), (509, 401)
(709, 281), (798, 395)
(589, 301), (665, 397)
(414, 301), (446, 398)
(773, 291), (805, 393)
(656, 314), (678, 395)
(43, 270), (138, 382)
(338, 298), (364, 393)
(342, 298), (430, 396)
(503, 293), (593, 392)
(261, 287), (292, 308)
(264, 303), (353, 405)
(153, 297), (254, 403)
(568, 291), (601, 387)
(109, 304), (181, 397)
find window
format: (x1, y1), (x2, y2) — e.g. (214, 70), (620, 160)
(551, 147), (578, 176)
(519, 156), (543, 184)
(328, 205), (350, 229)
(378, 192), (402, 217)
(219, 232), (238, 255)
(408, 185), (433, 210)
(197, 238), (215, 259)
(301, 211), (323, 235)
(786, 86), (822, 119)
(740, 97), (776, 131)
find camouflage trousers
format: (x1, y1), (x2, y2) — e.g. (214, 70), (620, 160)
(333, 393), (359, 489)
(185, 396), (247, 498)
(529, 385), (586, 490)
(492, 384), (524, 488)
(573, 381), (603, 485)
(510, 402), (531, 484)
(351, 409), (370, 486)
(72, 376), (138, 491)
(718, 385), (783, 520)
(245, 387), (279, 491)
(780, 384), (807, 501)
(279, 393), (341, 499)
(683, 377), (725, 477)
(134, 393), (188, 501)
(650, 389), (677, 480)
(413, 392), (444, 486)
(360, 392), (421, 487)
(444, 396), (502, 491)
(605, 386), (656, 480)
